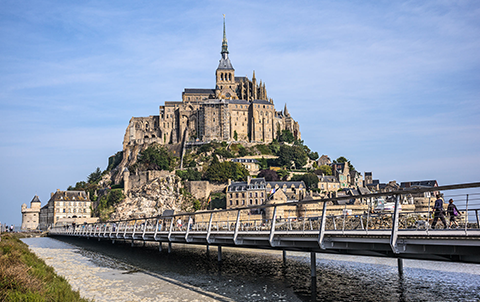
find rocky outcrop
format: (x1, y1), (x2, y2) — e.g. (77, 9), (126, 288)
(110, 174), (194, 220)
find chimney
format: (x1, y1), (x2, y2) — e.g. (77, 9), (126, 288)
(228, 179), (231, 186)
(247, 176), (251, 185)
(50, 192), (54, 198)
(87, 191), (90, 200)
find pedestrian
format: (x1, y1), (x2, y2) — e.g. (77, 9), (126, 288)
(10, 224), (14, 233)
(431, 194), (447, 229)
(447, 199), (460, 228)
(177, 218), (182, 230)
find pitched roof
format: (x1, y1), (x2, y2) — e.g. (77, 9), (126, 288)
(183, 88), (216, 94)
(400, 180), (438, 188)
(227, 178), (266, 191)
(267, 181), (305, 189)
(31, 195), (41, 203)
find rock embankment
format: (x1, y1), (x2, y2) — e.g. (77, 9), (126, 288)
(110, 174), (195, 220)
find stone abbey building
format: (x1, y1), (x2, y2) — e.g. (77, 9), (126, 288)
(123, 18), (300, 149)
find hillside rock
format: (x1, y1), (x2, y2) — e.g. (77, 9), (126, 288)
(110, 174), (193, 220)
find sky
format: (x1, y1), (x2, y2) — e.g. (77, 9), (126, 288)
(1, 0), (479, 226)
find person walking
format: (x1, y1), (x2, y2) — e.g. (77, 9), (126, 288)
(431, 195), (447, 229)
(447, 199), (460, 228)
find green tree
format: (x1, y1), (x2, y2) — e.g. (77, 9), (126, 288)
(203, 160), (249, 183)
(277, 144), (308, 169)
(276, 169), (289, 180)
(277, 129), (295, 143)
(258, 169), (279, 181)
(176, 169), (202, 181)
(291, 173), (318, 190)
(259, 157), (268, 170)
(308, 151), (319, 161)
(316, 165), (332, 176)
(136, 144), (176, 171)
(87, 167), (102, 184)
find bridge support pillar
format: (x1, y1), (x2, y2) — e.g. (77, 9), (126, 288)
(131, 240), (134, 247)
(218, 245), (222, 262)
(112, 240), (115, 244)
(311, 252), (317, 300)
(397, 258), (404, 277)
(159, 242), (162, 252)
(283, 250), (287, 265)
(98, 238), (100, 242)
(206, 244), (210, 255)
(168, 242), (172, 254)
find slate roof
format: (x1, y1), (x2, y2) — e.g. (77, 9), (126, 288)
(318, 175), (338, 183)
(400, 180), (438, 188)
(232, 158), (259, 163)
(251, 99), (272, 105)
(267, 181), (305, 189)
(218, 56), (234, 70)
(49, 190), (90, 202)
(31, 195), (41, 203)
(227, 178), (266, 192)
(183, 88), (216, 94)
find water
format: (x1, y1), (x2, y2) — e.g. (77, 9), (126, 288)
(23, 237), (480, 302)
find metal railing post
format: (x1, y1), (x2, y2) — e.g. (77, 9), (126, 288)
(154, 218), (160, 240)
(142, 219), (147, 240)
(465, 194), (469, 234)
(233, 210), (241, 244)
(390, 194), (401, 254)
(168, 217), (174, 241)
(185, 215), (192, 242)
(206, 213), (213, 244)
(132, 220), (137, 239)
(269, 206), (277, 246)
(317, 201), (327, 249)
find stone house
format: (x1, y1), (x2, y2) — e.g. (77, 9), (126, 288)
(226, 178), (306, 209)
(317, 155), (331, 166)
(317, 175), (341, 192)
(39, 189), (93, 230)
(226, 177), (267, 209)
(21, 195), (41, 230)
(231, 158), (260, 174)
(265, 181), (306, 201)
(331, 162), (350, 188)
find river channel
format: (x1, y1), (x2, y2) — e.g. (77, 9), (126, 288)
(23, 237), (480, 301)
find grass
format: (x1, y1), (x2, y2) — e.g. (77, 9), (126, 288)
(0, 233), (92, 302)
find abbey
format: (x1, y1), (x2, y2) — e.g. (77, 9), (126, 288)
(123, 18), (300, 149)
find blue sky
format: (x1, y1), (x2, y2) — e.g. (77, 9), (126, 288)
(1, 1), (479, 226)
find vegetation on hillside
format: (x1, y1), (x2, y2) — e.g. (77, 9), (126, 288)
(0, 233), (91, 302)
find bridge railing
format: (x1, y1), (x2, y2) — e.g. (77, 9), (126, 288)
(50, 182), (480, 251)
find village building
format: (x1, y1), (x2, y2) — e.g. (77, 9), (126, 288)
(317, 175), (341, 192)
(231, 158), (260, 174)
(226, 178), (306, 209)
(39, 189), (94, 230)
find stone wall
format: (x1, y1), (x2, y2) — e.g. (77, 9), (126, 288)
(125, 170), (172, 194)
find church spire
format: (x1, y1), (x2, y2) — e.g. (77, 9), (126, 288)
(217, 15), (233, 70)
(284, 104), (290, 117)
(221, 14), (228, 55)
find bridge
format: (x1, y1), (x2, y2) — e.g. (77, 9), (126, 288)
(49, 181), (480, 292)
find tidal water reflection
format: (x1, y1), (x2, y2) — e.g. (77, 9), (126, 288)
(23, 237), (480, 301)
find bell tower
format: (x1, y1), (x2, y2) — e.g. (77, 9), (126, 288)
(215, 15), (238, 99)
